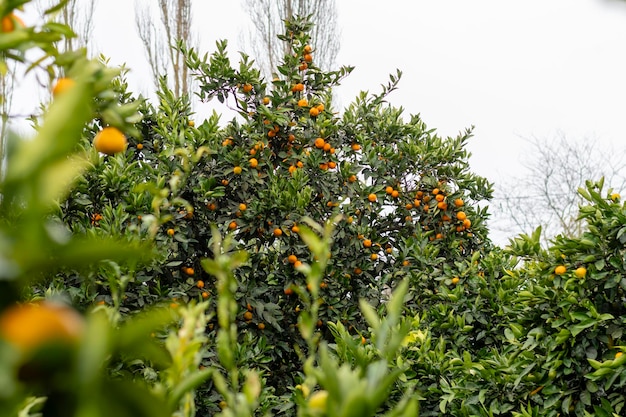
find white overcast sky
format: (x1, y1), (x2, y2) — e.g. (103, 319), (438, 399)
(88, 0), (626, 183)
(12, 0), (626, 244)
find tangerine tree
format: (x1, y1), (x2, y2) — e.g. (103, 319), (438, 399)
(50, 15), (492, 414)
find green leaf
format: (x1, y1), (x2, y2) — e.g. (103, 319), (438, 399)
(167, 369), (213, 410)
(569, 319), (596, 337)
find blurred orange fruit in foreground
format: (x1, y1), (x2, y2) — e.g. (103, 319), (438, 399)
(52, 77), (76, 97)
(1, 13), (24, 33)
(0, 302), (84, 353)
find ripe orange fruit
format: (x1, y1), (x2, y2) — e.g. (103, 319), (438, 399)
(0, 302), (84, 352)
(221, 179), (229, 186)
(456, 211), (467, 221)
(207, 202), (217, 211)
(201, 291), (209, 299)
(228, 221), (237, 230)
(136, 143), (144, 150)
(451, 277), (460, 285)
(242, 83), (253, 93)
(233, 166), (242, 175)
(303, 53), (313, 62)
(243, 311), (253, 321)
(432, 188), (440, 195)
(258, 323), (265, 330)
(370, 253), (378, 261)
(94, 127), (127, 155)
(52, 78), (75, 97)
(323, 142), (331, 152)
(184, 267), (195, 276)
(262, 96), (270, 105)
(309, 107), (320, 117)
(188, 120), (195, 127)
(368, 193), (377, 202)
(437, 201), (448, 210)
(402, 260), (410, 266)
(291, 83), (304, 92)
(454, 198), (464, 207)
(319, 163), (329, 171)
(294, 260), (303, 268)
(239, 203), (247, 211)
(288, 165), (297, 174)
(363, 239), (372, 248)
(616, 351), (623, 359)
(292, 224), (300, 233)
(354, 267), (363, 275)
(435, 194), (445, 202)
(167, 228), (175, 236)
(574, 267), (586, 278)
(288, 254), (298, 264)
(273, 228), (283, 237)
(554, 265), (566, 275)
(385, 186), (394, 195)
(316, 103), (325, 112)
(351, 143), (361, 151)
(463, 218), (472, 229)
(196, 280), (205, 288)
(304, 45), (313, 53)
(348, 175), (357, 183)
(314, 137), (325, 148)
(1, 13), (24, 33)
(391, 190), (400, 198)
(297, 98), (308, 107)
(299, 62), (308, 71)
(284, 287), (294, 295)
(328, 161), (337, 169)
(249, 158), (258, 168)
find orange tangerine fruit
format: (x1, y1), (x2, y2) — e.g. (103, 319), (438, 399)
(52, 78), (75, 97)
(94, 127), (127, 155)
(0, 302), (84, 352)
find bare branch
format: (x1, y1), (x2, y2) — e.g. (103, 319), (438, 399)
(242, 0), (340, 80)
(493, 133), (626, 243)
(135, 0), (197, 99)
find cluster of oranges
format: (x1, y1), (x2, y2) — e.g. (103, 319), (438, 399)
(298, 44), (313, 71)
(400, 186), (473, 240)
(355, 185), (474, 264)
